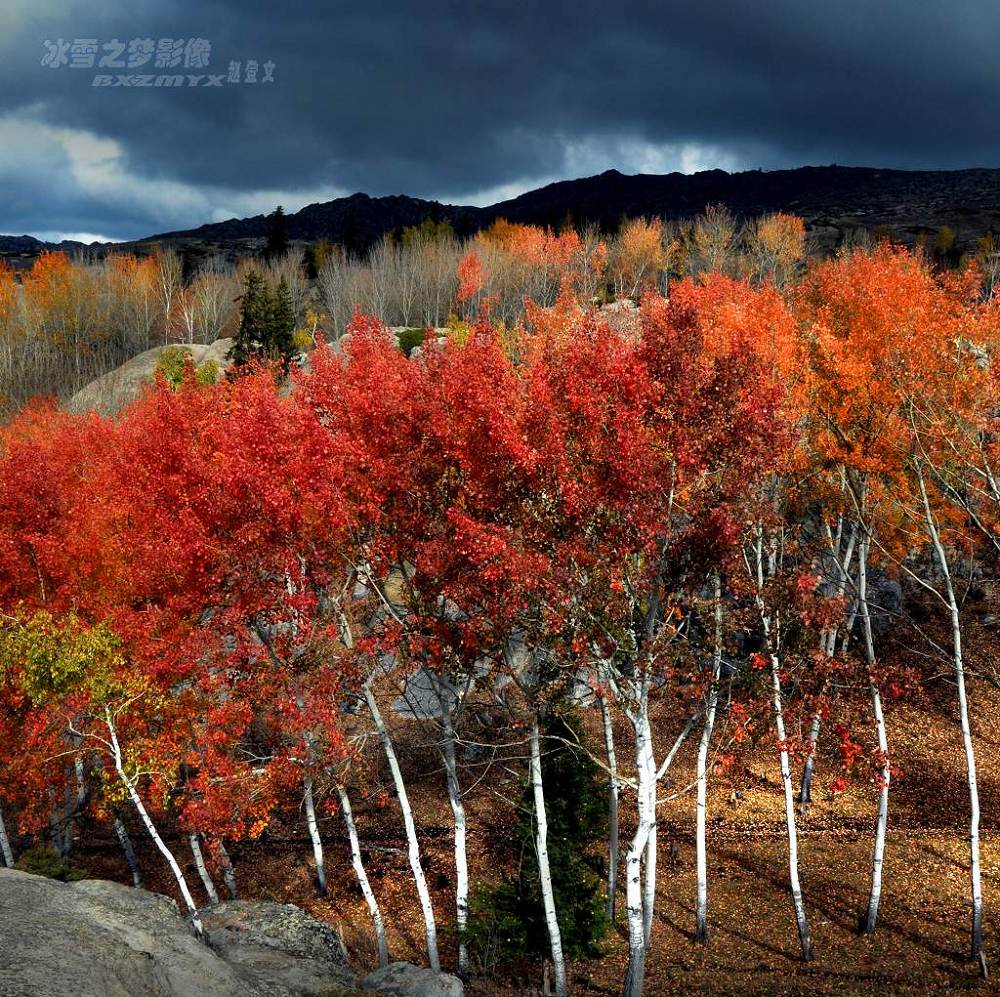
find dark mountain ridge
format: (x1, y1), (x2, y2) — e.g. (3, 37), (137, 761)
(5, 164), (1000, 265)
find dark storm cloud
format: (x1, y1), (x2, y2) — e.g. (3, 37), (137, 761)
(1, 0), (999, 239)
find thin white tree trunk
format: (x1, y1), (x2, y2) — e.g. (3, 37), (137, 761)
(641, 712), (657, 949)
(919, 472), (985, 968)
(107, 710), (203, 938)
(303, 776), (328, 897)
(217, 840), (238, 899)
(771, 657), (812, 961)
(0, 801), (14, 867)
(623, 681), (652, 997)
(798, 709), (823, 805)
(189, 833), (220, 905)
(858, 531), (890, 935)
(363, 685), (440, 971)
(695, 572), (723, 944)
(600, 691), (620, 922)
(801, 521), (858, 803)
(438, 691), (469, 976)
(752, 531), (811, 962)
(114, 813), (142, 888)
(530, 715), (566, 997)
(337, 784), (389, 969)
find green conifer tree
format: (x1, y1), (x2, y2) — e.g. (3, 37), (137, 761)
(230, 269), (271, 369)
(264, 205), (289, 260)
(268, 276), (296, 372)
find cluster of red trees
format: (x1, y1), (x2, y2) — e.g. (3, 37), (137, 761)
(0, 242), (997, 994)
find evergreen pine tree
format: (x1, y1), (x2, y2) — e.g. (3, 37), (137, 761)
(268, 276), (296, 372)
(264, 205), (289, 260)
(230, 269), (270, 368)
(468, 713), (609, 967)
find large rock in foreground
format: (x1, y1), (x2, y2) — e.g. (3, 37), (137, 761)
(0, 869), (360, 996)
(0, 868), (461, 996)
(0, 868), (254, 996)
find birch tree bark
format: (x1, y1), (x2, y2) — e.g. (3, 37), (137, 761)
(641, 710), (657, 950)
(695, 572), (723, 944)
(599, 689), (620, 922)
(303, 775), (327, 897)
(217, 840), (238, 899)
(114, 813), (142, 888)
(436, 684), (469, 976)
(857, 530), (890, 935)
(337, 783), (390, 969)
(0, 801), (14, 867)
(106, 709), (203, 939)
(750, 532), (812, 961)
(530, 714), (567, 997)
(918, 471), (986, 969)
(770, 654), (812, 961)
(363, 684), (440, 971)
(623, 677), (653, 997)
(189, 833), (220, 906)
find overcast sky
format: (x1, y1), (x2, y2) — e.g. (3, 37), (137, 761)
(2, 0), (998, 241)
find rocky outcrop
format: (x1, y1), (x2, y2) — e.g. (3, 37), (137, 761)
(0, 869), (468, 997)
(0, 868), (254, 997)
(0, 869), (356, 996)
(200, 900), (355, 995)
(66, 339), (233, 417)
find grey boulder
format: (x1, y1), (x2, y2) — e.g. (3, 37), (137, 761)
(200, 900), (356, 995)
(0, 869), (361, 997)
(362, 962), (464, 997)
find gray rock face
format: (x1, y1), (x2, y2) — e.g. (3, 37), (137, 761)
(200, 900), (356, 995)
(0, 868), (252, 997)
(66, 338), (234, 416)
(362, 961), (464, 997)
(0, 869), (360, 997)
(392, 669), (463, 720)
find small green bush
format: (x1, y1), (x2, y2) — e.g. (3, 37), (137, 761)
(155, 346), (194, 388)
(15, 844), (88, 882)
(196, 358), (219, 386)
(155, 347), (219, 388)
(397, 327), (426, 357)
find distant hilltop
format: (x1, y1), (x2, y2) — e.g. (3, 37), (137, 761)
(6, 164), (1000, 266)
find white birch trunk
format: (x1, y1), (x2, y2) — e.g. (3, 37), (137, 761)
(0, 801), (14, 867)
(217, 840), (238, 899)
(695, 572), (723, 944)
(858, 531), (890, 935)
(919, 472), (985, 967)
(600, 692), (620, 922)
(798, 710), (823, 805)
(771, 657), (812, 961)
(623, 681), (652, 997)
(641, 711), (657, 950)
(363, 685), (440, 971)
(530, 715), (566, 997)
(189, 833), (220, 906)
(801, 521), (858, 803)
(114, 814), (142, 888)
(337, 784), (389, 969)
(107, 710), (203, 939)
(438, 692), (469, 976)
(303, 776), (327, 897)
(752, 529), (812, 962)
